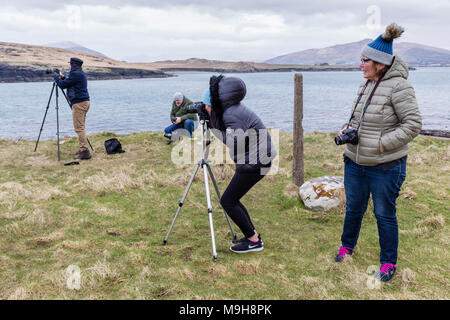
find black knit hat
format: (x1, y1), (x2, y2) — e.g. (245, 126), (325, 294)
(70, 57), (83, 68)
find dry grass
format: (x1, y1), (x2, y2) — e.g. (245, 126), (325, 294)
(0, 131), (448, 300)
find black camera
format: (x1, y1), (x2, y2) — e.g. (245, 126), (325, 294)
(335, 128), (359, 145)
(45, 68), (60, 75)
(186, 101), (209, 121)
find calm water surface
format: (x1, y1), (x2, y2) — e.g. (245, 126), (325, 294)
(0, 68), (448, 140)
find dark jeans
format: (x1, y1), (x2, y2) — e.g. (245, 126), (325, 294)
(164, 119), (195, 138)
(340, 157), (406, 264)
(220, 169), (266, 238)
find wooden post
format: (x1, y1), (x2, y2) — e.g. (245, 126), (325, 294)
(293, 73), (304, 186)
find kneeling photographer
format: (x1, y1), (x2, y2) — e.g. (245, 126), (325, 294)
(164, 92), (197, 145)
(54, 57), (91, 160)
(201, 75), (276, 254)
(334, 24), (422, 281)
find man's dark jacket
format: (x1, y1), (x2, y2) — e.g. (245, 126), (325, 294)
(54, 69), (90, 105)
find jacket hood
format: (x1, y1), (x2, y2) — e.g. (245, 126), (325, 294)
(218, 77), (247, 108)
(383, 56), (409, 81)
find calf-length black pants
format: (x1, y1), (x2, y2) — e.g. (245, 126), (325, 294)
(220, 169), (266, 238)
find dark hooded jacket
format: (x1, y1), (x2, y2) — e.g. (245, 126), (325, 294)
(210, 76), (277, 173)
(54, 60), (90, 105)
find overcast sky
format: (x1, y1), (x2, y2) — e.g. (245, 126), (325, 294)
(1, 0), (449, 62)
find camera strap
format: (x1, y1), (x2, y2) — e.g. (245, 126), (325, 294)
(346, 80), (369, 128)
(347, 76), (384, 131)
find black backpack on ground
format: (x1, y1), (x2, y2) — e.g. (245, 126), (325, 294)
(104, 138), (125, 154)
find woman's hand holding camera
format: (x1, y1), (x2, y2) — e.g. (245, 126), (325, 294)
(339, 125), (354, 136)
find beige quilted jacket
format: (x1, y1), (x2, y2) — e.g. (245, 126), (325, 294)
(344, 56), (422, 165)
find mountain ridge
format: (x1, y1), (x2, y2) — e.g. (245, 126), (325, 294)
(44, 41), (108, 58)
(265, 40), (450, 66)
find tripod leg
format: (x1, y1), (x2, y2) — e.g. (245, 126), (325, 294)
(34, 83), (56, 152)
(87, 136), (95, 152)
(163, 162), (201, 245)
(205, 163), (237, 241)
(55, 86), (61, 161)
(202, 163), (218, 262)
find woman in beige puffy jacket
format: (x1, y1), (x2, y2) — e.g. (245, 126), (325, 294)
(334, 24), (422, 282)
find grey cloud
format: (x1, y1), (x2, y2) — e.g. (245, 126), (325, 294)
(3, 0), (449, 32)
(3, 0), (447, 19)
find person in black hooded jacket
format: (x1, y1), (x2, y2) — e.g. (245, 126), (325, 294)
(202, 75), (277, 254)
(54, 57), (91, 160)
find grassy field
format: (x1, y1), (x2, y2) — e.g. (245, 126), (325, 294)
(0, 131), (448, 300)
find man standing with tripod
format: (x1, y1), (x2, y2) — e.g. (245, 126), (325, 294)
(54, 57), (91, 160)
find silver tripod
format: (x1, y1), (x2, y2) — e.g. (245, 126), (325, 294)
(163, 116), (237, 262)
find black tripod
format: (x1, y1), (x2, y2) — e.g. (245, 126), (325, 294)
(163, 115), (237, 262)
(34, 81), (94, 160)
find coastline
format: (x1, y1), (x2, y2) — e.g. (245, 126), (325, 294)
(1, 65), (420, 83)
(0, 64), (362, 84)
(0, 63), (171, 83)
(157, 66), (362, 73)
(3, 129), (449, 143)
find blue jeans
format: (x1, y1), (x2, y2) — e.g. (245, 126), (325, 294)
(164, 119), (196, 138)
(340, 157), (406, 264)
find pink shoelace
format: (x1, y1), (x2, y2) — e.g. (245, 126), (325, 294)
(338, 246), (352, 257)
(380, 263), (395, 274)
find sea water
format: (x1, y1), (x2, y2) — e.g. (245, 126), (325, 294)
(0, 68), (448, 141)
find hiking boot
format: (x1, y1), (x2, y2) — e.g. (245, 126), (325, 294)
(334, 246), (353, 262)
(375, 263), (397, 282)
(164, 132), (172, 139)
(230, 235), (264, 253)
(74, 149), (91, 160)
(74, 150), (81, 156)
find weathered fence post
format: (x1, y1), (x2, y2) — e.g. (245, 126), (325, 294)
(293, 73), (304, 186)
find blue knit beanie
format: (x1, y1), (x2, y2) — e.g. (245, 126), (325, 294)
(361, 23), (404, 65)
(202, 89), (211, 106)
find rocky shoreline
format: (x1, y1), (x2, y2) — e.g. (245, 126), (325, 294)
(419, 129), (450, 138)
(159, 66), (362, 73)
(0, 63), (365, 83)
(1, 62), (416, 83)
(0, 63), (171, 83)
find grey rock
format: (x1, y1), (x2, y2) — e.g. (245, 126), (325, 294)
(299, 176), (345, 211)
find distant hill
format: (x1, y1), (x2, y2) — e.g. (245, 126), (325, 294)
(0, 41), (168, 82)
(44, 41), (108, 58)
(265, 40), (450, 67)
(141, 57), (358, 72)
(0, 41), (361, 83)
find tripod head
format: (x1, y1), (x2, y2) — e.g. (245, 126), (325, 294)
(197, 115), (212, 161)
